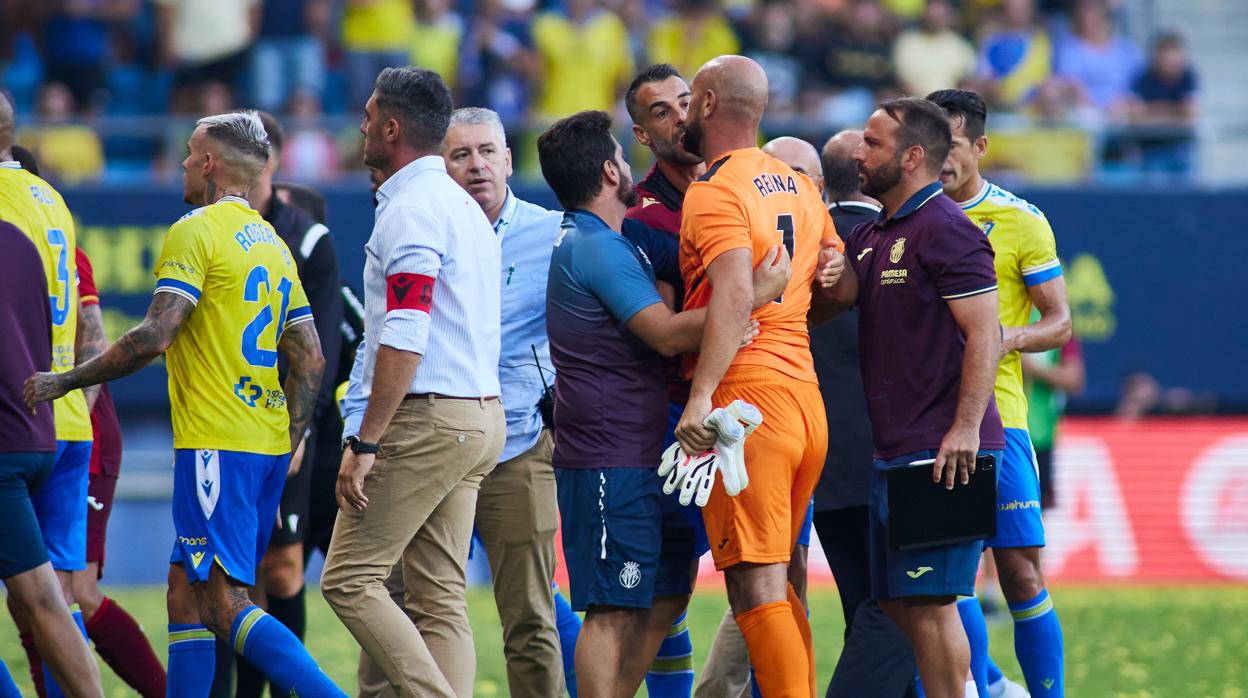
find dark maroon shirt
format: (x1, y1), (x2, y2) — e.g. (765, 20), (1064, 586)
(845, 182), (1006, 459)
(0, 221), (56, 453)
(626, 164), (684, 235)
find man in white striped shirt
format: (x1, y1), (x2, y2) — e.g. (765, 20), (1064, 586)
(320, 67), (505, 698)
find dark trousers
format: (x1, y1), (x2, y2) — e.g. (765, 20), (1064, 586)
(814, 506), (918, 698)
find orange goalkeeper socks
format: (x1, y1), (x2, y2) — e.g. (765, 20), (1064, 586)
(736, 601), (810, 697)
(788, 584), (816, 697)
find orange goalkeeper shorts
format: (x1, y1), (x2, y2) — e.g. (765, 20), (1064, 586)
(702, 368), (827, 570)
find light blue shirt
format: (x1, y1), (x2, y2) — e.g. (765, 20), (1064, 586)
(345, 188), (561, 463)
(494, 188), (562, 461)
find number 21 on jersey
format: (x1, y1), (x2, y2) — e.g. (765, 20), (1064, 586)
(241, 265), (293, 368)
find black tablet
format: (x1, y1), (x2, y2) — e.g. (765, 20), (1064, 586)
(887, 454), (997, 551)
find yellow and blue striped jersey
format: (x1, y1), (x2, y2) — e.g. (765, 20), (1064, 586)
(959, 181), (1062, 430)
(0, 162), (92, 441)
(154, 196), (313, 454)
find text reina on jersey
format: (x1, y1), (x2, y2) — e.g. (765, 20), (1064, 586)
(751, 173), (800, 199)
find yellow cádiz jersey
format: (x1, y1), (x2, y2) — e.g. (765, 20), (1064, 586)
(960, 181), (1063, 430)
(0, 163), (92, 441)
(154, 197), (313, 455)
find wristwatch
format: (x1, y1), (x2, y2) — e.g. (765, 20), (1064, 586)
(343, 435), (380, 455)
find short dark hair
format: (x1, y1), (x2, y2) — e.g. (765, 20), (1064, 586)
(625, 63), (682, 123)
(373, 67), (453, 151)
(821, 144), (859, 202)
(879, 97), (952, 173)
(538, 110), (618, 210)
(926, 89), (987, 142)
(257, 111), (285, 155)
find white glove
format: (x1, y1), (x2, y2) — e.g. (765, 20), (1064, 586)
(658, 442), (720, 507)
(657, 399), (763, 505)
(703, 399), (763, 497)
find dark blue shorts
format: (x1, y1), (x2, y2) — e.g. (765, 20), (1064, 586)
(868, 449), (1003, 600)
(556, 466), (696, 612)
(170, 449), (288, 585)
(31, 440), (91, 571)
(0, 451), (55, 578)
(986, 429), (1045, 549)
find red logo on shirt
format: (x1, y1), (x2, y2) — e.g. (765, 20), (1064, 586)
(386, 273), (434, 313)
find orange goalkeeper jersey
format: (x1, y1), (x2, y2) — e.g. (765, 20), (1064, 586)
(679, 147), (843, 384)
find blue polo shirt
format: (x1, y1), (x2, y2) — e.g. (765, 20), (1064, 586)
(846, 182), (1006, 459)
(546, 210), (667, 470)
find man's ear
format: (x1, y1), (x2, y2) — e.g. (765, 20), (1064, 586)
(974, 135), (989, 160)
(202, 150), (216, 180)
(702, 90), (717, 119)
(602, 158), (621, 189)
(384, 115), (400, 145)
(902, 144), (926, 173)
(504, 146), (514, 179)
(632, 123), (652, 147)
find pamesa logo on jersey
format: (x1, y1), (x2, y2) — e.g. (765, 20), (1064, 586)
(619, 561), (642, 589)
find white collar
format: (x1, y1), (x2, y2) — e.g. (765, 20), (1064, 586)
(957, 180), (991, 210)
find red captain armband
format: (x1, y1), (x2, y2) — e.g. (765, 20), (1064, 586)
(386, 273), (435, 313)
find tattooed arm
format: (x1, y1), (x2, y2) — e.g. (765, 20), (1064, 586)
(75, 299), (109, 411)
(277, 321), (326, 456)
(25, 292), (195, 408)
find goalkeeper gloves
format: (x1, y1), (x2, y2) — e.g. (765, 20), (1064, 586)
(658, 443), (719, 507)
(705, 399), (763, 496)
(656, 399), (764, 506)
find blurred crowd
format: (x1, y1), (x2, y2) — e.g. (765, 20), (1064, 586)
(0, 0), (1199, 185)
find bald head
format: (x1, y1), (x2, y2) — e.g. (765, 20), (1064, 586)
(824, 129), (863, 156)
(821, 129), (867, 203)
(692, 55), (769, 125)
(764, 137), (821, 178)
(0, 93), (14, 158)
(682, 55), (770, 158)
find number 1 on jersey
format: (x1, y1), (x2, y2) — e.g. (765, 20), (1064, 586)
(773, 214), (795, 303)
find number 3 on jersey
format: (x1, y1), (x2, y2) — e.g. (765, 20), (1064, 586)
(773, 214), (795, 303)
(241, 265), (292, 368)
(46, 227), (71, 325)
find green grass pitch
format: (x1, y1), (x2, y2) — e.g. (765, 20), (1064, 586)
(3, 585), (1246, 696)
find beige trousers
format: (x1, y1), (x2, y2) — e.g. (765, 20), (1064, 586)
(475, 429), (564, 698)
(321, 396), (504, 698)
(694, 608), (753, 698)
(356, 429), (565, 698)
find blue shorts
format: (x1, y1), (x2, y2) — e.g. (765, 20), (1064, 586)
(31, 440), (91, 571)
(0, 451), (55, 578)
(869, 449), (1002, 600)
(170, 449), (287, 585)
(556, 467), (696, 612)
(665, 401), (711, 557)
(986, 429), (1045, 549)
